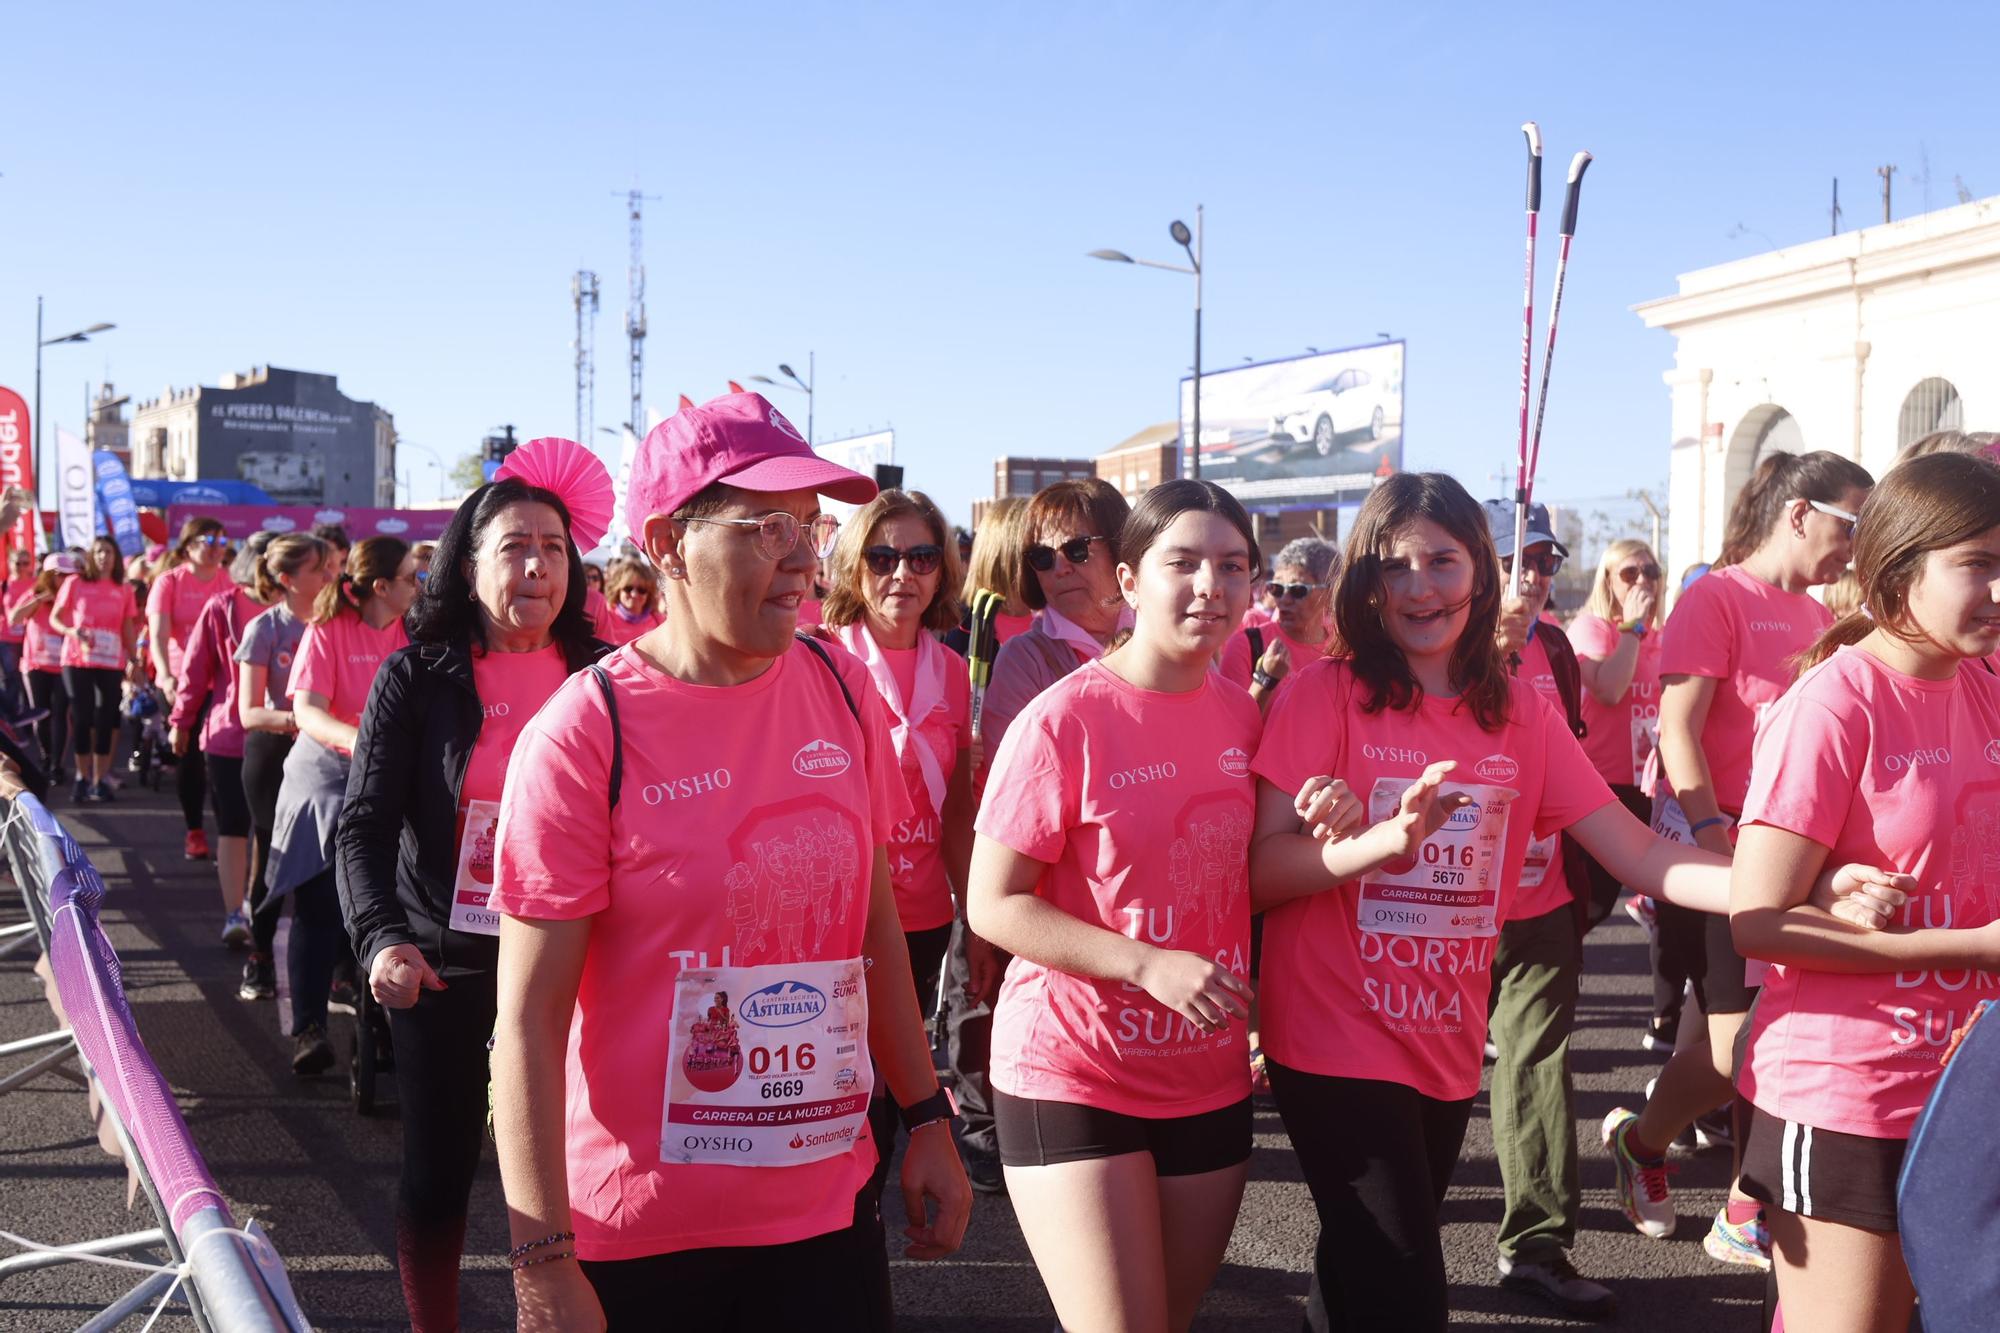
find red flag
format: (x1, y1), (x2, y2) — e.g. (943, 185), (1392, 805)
(0, 387), (35, 559)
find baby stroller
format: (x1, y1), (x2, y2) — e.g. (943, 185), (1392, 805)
(123, 681), (170, 790)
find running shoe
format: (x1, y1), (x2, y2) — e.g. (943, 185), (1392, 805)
(220, 909), (251, 948)
(1702, 1206), (1772, 1271)
(237, 954), (276, 1002)
(92, 780), (115, 803)
(1640, 1019), (1676, 1054)
(291, 1024), (335, 1077)
(1601, 1108), (1676, 1239)
(327, 978), (359, 1016)
(184, 829), (209, 860)
(71, 776), (89, 803)
(1497, 1252), (1616, 1320)
(1694, 1105), (1735, 1151)
(1623, 893), (1658, 938)
(962, 1142), (1006, 1195)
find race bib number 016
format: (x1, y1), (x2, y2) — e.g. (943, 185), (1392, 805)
(662, 958), (872, 1168)
(1359, 779), (1514, 939)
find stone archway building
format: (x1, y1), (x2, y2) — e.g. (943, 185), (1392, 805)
(1635, 196), (2000, 584)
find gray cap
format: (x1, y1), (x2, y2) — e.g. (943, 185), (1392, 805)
(1481, 499), (1568, 559)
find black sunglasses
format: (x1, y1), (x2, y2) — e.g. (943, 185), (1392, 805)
(1501, 551), (1565, 577)
(1025, 536), (1108, 572)
(1617, 563), (1662, 585)
(1265, 581), (1327, 601)
(862, 543), (943, 577)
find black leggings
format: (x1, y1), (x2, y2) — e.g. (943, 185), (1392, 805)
(1267, 1062), (1474, 1333)
(205, 753), (250, 838)
(27, 671), (67, 774)
(865, 923), (954, 1204)
(242, 731), (292, 956)
(63, 666), (121, 755)
(388, 968), (497, 1333)
(580, 1187), (890, 1333)
(178, 702), (209, 831)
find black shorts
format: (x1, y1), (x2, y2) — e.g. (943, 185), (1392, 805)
(1698, 907), (1759, 1015)
(1738, 1104), (1907, 1232)
(206, 753), (251, 838)
(994, 1089), (1251, 1177)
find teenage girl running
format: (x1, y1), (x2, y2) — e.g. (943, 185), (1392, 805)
(1732, 451), (2000, 1333)
(1245, 471), (1906, 1332)
(1603, 448), (1872, 1268)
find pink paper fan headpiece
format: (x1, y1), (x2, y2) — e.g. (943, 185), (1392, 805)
(493, 437), (615, 551)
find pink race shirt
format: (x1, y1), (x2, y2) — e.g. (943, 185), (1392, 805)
(1251, 658), (1614, 1100)
(462, 644), (571, 809)
(600, 607), (663, 646)
(878, 647), (970, 934)
(1569, 613), (1662, 788)
(1738, 647), (2000, 1138)
(1507, 633), (1578, 923)
(53, 579), (137, 670)
(1218, 622), (1328, 691)
(290, 614), (410, 748)
(10, 586), (63, 673)
(977, 662), (1258, 1117)
(1657, 565), (1831, 813)
(151, 563), (228, 678)
(490, 640), (910, 1261)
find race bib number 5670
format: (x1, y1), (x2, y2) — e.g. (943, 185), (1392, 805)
(1358, 779), (1514, 939)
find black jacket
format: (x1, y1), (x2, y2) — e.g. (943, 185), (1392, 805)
(336, 633), (607, 979)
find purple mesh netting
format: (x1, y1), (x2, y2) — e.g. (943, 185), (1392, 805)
(26, 796), (232, 1234)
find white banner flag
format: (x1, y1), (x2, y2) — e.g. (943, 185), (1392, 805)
(56, 427), (96, 550)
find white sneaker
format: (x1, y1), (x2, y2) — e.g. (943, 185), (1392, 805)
(1602, 1108), (1676, 1239)
(1498, 1253), (1616, 1320)
(220, 909), (251, 948)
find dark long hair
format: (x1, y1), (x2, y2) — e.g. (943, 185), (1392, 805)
(407, 479), (598, 669)
(1716, 450), (1874, 567)
(315, 536), (410, 624)
(1333, 472), (1511, 731)
(1798, 452), (2000, 673)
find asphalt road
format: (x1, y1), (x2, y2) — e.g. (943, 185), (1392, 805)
(0, 783), (1765, 1331)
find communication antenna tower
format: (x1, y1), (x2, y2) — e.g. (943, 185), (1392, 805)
(617, 186), (660, 439)
(571, 270), (600, 446)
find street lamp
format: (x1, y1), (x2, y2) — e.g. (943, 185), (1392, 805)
(749, 352), (815, 446)
(35, 297), (115, 535)
(1091, 207), (1203, 479)
(396, 439), (446, 504)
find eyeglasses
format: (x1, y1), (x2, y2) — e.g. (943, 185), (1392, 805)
(676, 511), (841, 562)
(1501, 551), (1565, 577)
(862, 544), (943, 577)
(1025, 535), (1108, 572)
(1803, 498), (1860, 538)
(1616, 563), (1661, 585)
(1265, 581), (1328, 601)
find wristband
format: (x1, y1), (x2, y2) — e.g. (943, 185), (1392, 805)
(1251, 668), (1278, 690)
(898, 1086), (958, 1133)
(1622, 620), (1649, 638)
(1688, 815), (1731, 836)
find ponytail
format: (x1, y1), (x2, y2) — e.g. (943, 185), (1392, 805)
(312, 571), (358, 625)
(1717, 450), (1873, 567)
(254, 534), (328, 603)
(313, 535), (410, 625)
(1795, 610), (1873, 674)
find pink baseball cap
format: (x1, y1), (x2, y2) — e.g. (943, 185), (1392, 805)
(626, 392), (877, 544)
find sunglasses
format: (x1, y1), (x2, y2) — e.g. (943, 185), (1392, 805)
(1025, 535), (1108, 572)
(677, 511), (842, 562)
(1803, 498), (1859, 539)
(862, 544), (942, 577)
(197, 533), (229, 548)
(1265, 581), (1327, 601)
(1501, 551), (1565, 577)
(1616, 563), (1661, 585)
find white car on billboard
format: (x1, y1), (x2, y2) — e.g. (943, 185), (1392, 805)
(1268, 368), (1388, 455)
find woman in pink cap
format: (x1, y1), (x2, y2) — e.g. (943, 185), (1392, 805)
(9, 555), (78, 786)
(491, 393), (970, 1333)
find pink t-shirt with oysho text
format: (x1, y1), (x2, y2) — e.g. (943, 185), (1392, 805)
(1657, 565), (1831, 813)
(151, 563), (228, 679)
(11, 585), (63, 673)
(1569, 612), (1663, 789)
(53, 578), (137, 670)
(977, 661), (1259, 1117)
(489, 640), (910, 1261)
(290, 614), (409, 748)
(1251, 658), (1615, 1101)
(1219, 622), (1328, 691)
(1738, 647), (2000, 1138)
(462, 644), (571, 810)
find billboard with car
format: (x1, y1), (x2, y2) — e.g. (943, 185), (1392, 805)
(1179, 340), (1404, 510)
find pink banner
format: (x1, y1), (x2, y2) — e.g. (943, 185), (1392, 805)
(165, 503), (459, 543)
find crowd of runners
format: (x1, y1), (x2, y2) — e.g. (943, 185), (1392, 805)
(4, 400), (1996, 1333)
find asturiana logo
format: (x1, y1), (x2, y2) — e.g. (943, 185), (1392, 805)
(1218, 746), (1250, 778)
(793, 738), (852, 778)
(1445, 800), (1482, 830)
(314, 509), (346, 525)
(376, 517), (410, 535)
(740, 980), (828, 1029)
(770, 407), (805, 442)
(1474, 754), (1519, 784)
(1985, 740), (2000, 765)
(261, 516), (297, 533)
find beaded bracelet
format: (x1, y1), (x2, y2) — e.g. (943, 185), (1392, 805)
(507, 1231), (575, 1262)
(510, 1249), (575, 1273)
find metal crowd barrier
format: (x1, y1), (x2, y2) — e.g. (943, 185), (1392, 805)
(0, 793), (311, 1331)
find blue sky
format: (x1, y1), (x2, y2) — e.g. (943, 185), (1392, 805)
(5, 2), (1998, 529)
